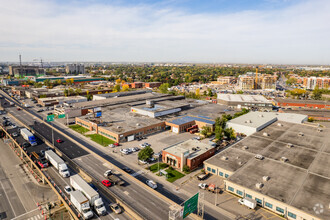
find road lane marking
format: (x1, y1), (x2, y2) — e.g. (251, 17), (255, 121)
(123, 191), (129, 196)
(0, 181), (17, 216)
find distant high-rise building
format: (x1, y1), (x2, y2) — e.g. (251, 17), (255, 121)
(238, 72), (276, 90)
(9, 65), (44, 77)
(66, 64), (85, 74)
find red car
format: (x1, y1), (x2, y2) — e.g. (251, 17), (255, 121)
(56, 139), (63, 143)
(114, 142), (119, 146)
(102, 180), (111, 187)
(17, 107), (21, 111)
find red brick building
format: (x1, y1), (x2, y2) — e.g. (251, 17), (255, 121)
(131, 82), (143, 88)
(144, 82), (162, 88)
(274, 98), (330, 110)
(162, 139), (215, 171)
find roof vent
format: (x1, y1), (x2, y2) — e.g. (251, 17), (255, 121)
(259, 114), (264, 117)
(280, 157), (288, 162)
(245, 120), (252, 123)
(242, 146), (249, 150)
(256, 183), (264, 189)
(117, 126), (121, 129)
(238, 161), (243, 165)
(317, 128), (323, 132)
(277, 123), (282, 127)
(263, 176), (270, 181)
(221, 156), (228, 161)
(298, 132), (304, 137)
(136, 123), (140, 126)
(287, 143), (293, 148)
(263, 132), (269, 137)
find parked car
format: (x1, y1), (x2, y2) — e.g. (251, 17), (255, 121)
(37, 109), (44, 112)
(139, 143), (150, 148)
(146, 180), (157, 189)
(102, 180), (111, 187)
(120, 149), (128, 155)
(139, 159), (148, 164)
(148, 157), (156, 162)
(12, 132), (18, 137)
(11, 124), (17, 129)
(197, 173), (210, 181)
(22, 142), (30, 148)
(109, 203), (122, 214)
(133, 147), (140, 151)
(130, 147), (137, 152)
(64, 185), (72, 195)
(108, 144), (115, 148)
(104, 170), (112, 177)
(114, 142), (119, 146)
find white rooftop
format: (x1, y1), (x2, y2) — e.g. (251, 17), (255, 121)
(217, 94), (271, 103)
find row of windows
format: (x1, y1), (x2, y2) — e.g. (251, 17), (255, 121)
(99, 131), (116, 141)
(77, 121), (89, 128)
(206, 167), (229, 178)
(227, 185), (297, 219)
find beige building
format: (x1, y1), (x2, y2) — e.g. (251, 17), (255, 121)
(204, 121), (329, 220)
(216, 76), (237, 85)
(237, 73), (276, 90)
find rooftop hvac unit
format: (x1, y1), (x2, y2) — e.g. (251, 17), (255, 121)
(298, 132), (304, 137)
(117, 126), (121, 129)
(238, 161), (243, 165)
(317, 128), (323, 132)
(245, 120), (252, 123)
(256, 183), (264, 189)
(221, 156), (228, 161)
(287, 143), (293, 148)
(255, 154), (264, 160)
(136, 123), (140, 126)
(263, 176), (270, 181)
(263, 132), (269, 137)
(280, 157), (288, 162)
(277, 123), (282, 127)
(242, 146), (249, 150)
(259, 114), (264, 117)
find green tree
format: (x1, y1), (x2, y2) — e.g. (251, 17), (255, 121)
(312, 86), (322, 100)
(86, 93), (93, 101)
(207, 88), (213, 97)
(183, 165), (190, 173)
(113, 84), (121, 92)
(286, 78), (297, 85)
(75, 88), (82, 95)
(224, 128), (236, 140)
(159, 83), (169, 94)
(200, 126), (212, 137)
(138, 146), (154, 161)
(64, 89), (69, 97)
(214, 126), (223, 140)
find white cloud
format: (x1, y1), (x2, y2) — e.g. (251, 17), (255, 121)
(0, 0), (329, 64)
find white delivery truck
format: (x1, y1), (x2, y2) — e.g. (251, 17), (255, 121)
(70, 191), (94, 219)
(44, 150), (70, 177)
(238, 198), (257, 209)
(20, 128), (37, 146)
(70, 175), (106, 216)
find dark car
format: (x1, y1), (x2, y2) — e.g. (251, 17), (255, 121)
(123, 167), (133, 173)
(89, 183), (99, 192)
(22, 142), (30, 148)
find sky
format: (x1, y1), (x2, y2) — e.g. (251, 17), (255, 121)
(1, 0), (330, 64)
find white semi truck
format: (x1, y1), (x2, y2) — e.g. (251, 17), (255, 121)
(238, 198), (257, 209)
(20, 128), (37, 146)
(70, 175), (106, 216)
(44, 150), (70, 177)
(70, 191), (94, 219)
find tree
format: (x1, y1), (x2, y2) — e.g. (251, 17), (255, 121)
(70, 78), (74, 85)
(215, 126), (223, 140)
(195, 88), (200, 97)
(122, 84), (129, 91)
(44, 79), (51, 87)
(224, 128), (236, 140)
(183, 165), (190, 173)
(64, 89), (69, 97)
(113, 84), (121, 92)
(138, 146), (154, 161)
(286, 77), (297, 85)
(312, 86), (322, 100)
(159, 83), (169, 94)
(200, 126), (212, 138)
(115, 79), (122, 84)
(203, 90), (207, 96)
(86, 93), (93, 101)
(75, 88), (82, 95)
(68, 88), (74, 96)
(207, 88), (213, 97)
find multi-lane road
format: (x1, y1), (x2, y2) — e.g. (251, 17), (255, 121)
(1, 90), (230, 220)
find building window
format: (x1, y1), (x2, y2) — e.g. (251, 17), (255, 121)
(255, 198), (262, 205)
(236, 190), (243, 196)
(219, 172), (223, 176)
(288, 212), (296, 219)
(245, 194), (252, 199)
(225, 174), (229, 178)
(207, 167), (211, 172)
(265, 202), (273, 209)
(228, 186), (234, 192)
(212, 169), (216, 174)
(276, 207), (284, 214)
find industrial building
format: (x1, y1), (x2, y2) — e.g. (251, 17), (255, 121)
(35, 76), (104, 84)
(226, 112), (308, 136)
(274, 98), (330, 110)
(65, 64), (85, 74)
(165, 115), (215, 134)
(204, 120), (329, 220)
(92, 90), (152, 101)
(131, 100), (190, 118)
(9, 65), (45, 77)
(162, 139), (216, 171)
(38, 96), (87, 107)
(217, 94), (273, 110)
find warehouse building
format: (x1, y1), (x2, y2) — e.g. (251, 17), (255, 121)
(162, 139), (215, 171)
(131, 100), (190, 118)
(226, 112), (308, 136)
(274, 98), (330, 110)
(38, 96), (87, 107)
(165, 115), (215, 134)
(92, 90), (152, 100)
(217, 94), (273, 110)
(204, 122), (330, 220)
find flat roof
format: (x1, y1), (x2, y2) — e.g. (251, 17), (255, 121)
(93, 90), (151, 98)
(168, 115), (215, 126)
(218, 94), (271, 103)
(133, 100), (190, 113)
(164, 139), (214, 159)
(275, 98), (330, 105)
(212, 122), (330, 219)
(80, 106), (163, 134)
(227, 112), (277, 128)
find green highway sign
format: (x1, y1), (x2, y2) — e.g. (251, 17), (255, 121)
(47, 115), (55, 122)
(183, 192), (199, 219)
(58, 114), (66, 119)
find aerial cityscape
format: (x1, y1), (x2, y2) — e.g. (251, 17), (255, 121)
(0, 0), (329, 220)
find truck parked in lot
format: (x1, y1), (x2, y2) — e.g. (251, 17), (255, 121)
(44, 150), (70, 177)
(198, 183), (221, 193)
(196, 172), (210, 181)
(70, 191), (94, 219)
(20, 128), (37, 146)
(238, 198), (257, 209)
(70, 175), (106, 216)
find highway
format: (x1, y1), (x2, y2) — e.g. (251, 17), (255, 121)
(1, 90), (230, 220)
